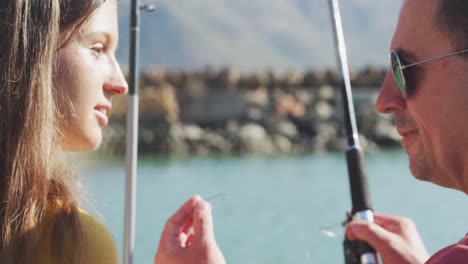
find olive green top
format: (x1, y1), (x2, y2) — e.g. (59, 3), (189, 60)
(34, 207), (119, 264)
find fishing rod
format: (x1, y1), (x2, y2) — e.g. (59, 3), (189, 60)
(124, 1), (155, 264)
(327, 0), (378, 263)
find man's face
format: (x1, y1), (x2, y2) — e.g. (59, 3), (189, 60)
(376, 0), (468, 192)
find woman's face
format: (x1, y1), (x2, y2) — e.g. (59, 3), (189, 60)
(55, 0), (128, 151)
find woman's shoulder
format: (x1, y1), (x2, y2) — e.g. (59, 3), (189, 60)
(77, 208), (120, 264)
(36, 204), (119, 264)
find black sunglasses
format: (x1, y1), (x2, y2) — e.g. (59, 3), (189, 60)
(390, 49), (468, 98)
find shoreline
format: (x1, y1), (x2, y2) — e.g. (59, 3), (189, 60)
(99, 67), (399, 156)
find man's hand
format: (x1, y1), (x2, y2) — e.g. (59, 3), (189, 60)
(154, 195), (226, 264)
(346, 213), (430, 264)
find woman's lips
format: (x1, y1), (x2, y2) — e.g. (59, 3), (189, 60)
(94, 107), (109, 126)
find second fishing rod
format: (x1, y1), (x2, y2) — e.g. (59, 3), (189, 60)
(327, 0), (379, 263)
(124, 1), (155, 264)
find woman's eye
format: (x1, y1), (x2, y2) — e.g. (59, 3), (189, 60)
(90, 43), (105, 56)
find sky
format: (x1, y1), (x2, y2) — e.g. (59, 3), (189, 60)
(117, 0), (403, 71)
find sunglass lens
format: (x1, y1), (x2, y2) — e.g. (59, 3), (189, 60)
(390, 52), (407, 98)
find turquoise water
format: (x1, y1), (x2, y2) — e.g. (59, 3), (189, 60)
(78, 150), (468, 263)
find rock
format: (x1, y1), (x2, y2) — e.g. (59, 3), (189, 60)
(95, 68), (399, 156)
(275, 121), (298, 139)
(226, 120), (240, 134)
(139, 84), (179, 122)
(140, 67), (167, 87)
(202, 131), (232, 153)
(193, 145), (210, 155)
(313, 122), (338, 151)
(178, 90), (246, 125)
(238, 123), (274, 154)
(100, 124), (126, 155)
(359, 135), (378, 152)
(184, 78), (206, 96)
(283, 70), (304, 87)
(257, 71), (273, 88)
(318, 85), (336, 101)
(291, 116), (318, 137)
(239, 123), (267, 141)
(168, 124), (189, 155)
(275, 94), (306, 118)
(328, 136), (347, 151)
(246, 107), (264, 121)
(352, 67), (386, 88)
(294, 88), (314, 105)
(244, 86), (269, 107)
(324, 70), (340, 87)
(140, 127), (155, 146)
(272, 134), (292, 153)
(238, 70), (277, 89)
(108, 94), (127, 120)
(216, 68), (241, 88)
(315, 101), (334, 120)
(182, 124), (204, 141)
(166, 69), (186, 87)
(303, 71), (322, 87)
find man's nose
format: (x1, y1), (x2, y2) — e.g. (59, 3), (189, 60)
(376, 71), (406, 114)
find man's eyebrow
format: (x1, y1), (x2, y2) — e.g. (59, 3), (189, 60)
(395, 48), (419, 62)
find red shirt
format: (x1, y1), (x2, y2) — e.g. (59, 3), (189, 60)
(426, 234), (468, 263)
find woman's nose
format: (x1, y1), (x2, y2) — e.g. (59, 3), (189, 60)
(104, 58), (128, 95)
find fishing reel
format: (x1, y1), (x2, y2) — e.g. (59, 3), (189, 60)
(343, 211), (379, 264)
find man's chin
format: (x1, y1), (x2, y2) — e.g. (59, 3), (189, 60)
(410, 160), (463, 191)
(408, 155), (432, 182)
(410, 169), (432, 183)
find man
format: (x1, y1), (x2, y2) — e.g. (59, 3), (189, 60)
(346, 0), (468, 263)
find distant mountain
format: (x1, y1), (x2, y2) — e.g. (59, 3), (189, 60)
(117, 0), (402, 71)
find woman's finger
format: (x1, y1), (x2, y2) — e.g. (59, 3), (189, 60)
(193, 201), (216, 244)
(162, 195), (202, 238)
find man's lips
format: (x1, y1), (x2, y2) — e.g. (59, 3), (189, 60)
(398, 129), (418, 147)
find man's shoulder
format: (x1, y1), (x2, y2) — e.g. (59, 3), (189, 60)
(425, 234), (468, 263)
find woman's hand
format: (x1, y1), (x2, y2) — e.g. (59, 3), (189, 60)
(154, 195), (226, 264)
(346, 213), (430, 264)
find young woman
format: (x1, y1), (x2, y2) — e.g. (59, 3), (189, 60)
(0, 0), (225, 263)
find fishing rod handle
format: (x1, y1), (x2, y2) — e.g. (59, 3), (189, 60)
(346, 146), (373, 213)
(345, 147), (378, 263)
(344, 210), (379, 264)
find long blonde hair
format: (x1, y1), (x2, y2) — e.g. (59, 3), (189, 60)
(0, 0), (105, 262)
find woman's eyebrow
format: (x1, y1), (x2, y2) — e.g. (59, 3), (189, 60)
(80, 31), (120, 49)
(80, 31), (111, 42)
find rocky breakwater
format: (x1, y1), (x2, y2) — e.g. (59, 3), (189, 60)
(101, 67), (401, 156)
